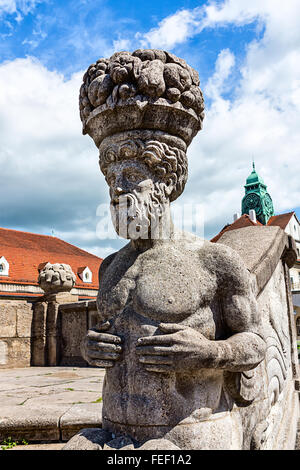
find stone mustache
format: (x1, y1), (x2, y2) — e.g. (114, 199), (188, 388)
(70, 49), (286, 450)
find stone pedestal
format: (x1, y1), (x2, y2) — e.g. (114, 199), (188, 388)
(32, 292), (78, 366)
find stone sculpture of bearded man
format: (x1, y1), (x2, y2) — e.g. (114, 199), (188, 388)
(73, 49), (267, 450)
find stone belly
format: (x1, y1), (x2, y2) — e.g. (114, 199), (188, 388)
(101, 306), (223, 427)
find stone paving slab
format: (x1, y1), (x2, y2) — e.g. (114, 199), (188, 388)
(11, 443), (65, 451)
(60, 403), (103, 441)
(0, 366), (105, 444)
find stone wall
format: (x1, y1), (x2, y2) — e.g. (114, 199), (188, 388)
(59, 300), (98, 366)
(217, 226), (300, 449)
(0, 296), (99, 368)
(0, 300), (34, 368)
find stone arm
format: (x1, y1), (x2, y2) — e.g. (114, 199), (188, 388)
(136, 244), (267, 374)
(212, 245), (266, 372)
(206, 291), (266, 372)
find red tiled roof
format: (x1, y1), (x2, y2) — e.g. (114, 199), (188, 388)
(267, 212), (294, 230)
(211, 214), (262, 243)
(0, 227), (103, 290)
(77, 266), (88, 274)
(211, 211), (297, 243)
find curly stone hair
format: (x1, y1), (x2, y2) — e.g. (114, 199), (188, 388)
(99, 133), (188, 202)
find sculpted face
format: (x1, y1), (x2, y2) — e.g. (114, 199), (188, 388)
(99, 130), (188, 240)
(105, 159), (169, 240)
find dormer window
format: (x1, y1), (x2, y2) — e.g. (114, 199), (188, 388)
(0, 256), (9, 276)
(78, 266), (92, 283)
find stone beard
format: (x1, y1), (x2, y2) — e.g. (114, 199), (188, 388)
(110, 182), (169, 240)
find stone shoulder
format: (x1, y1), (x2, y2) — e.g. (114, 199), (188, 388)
(98, 251), (117, 281)
(98, 242), (132, 281)
(197, 240), (251, 295)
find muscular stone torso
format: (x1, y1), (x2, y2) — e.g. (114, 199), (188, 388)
(97, 238), (228, 431)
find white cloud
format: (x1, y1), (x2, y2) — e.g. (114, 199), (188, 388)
(205, 48), (235, 100)
(0, 56), (119, 254)
(113, 38), (132, 52)
(81, 244), (118, 259)
(0, 0), (43, 21)
(1, 0), (300, 249)
(138, 9), (201, 50)
(0, 0), (16, 14)
(167, 0), (300, 236)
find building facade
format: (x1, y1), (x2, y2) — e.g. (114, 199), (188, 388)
(0, 227), (102, 301)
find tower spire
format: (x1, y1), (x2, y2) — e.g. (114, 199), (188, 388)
(241, 163), (274, 225)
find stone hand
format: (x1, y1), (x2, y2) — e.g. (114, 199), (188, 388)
(81, 321), (123, 368)
(136, 323), (215, 373)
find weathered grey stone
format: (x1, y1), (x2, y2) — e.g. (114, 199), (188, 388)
(60, 303), (88, 362)
(0, 338), (31, 369)
(138, 439), (180, 450)
(62, 428), (111, 450)
(60, 403), (102, 441)
(12, 443), (65, 451)
(0, 340), (8, 366)
(0, 301), (17, 337)
(79, 50), (204, 148)
(0, 405), (65, 441)
(38, 263), (76, 295)
(16, 302), (33, 338)
(218, 227), (299, 450)
(217, 225), (295, 295)
(88, 302), (99, 330)
(0, 366), (106, 442)
(68, 48), (300, 450)
(103, 436), (136, 450)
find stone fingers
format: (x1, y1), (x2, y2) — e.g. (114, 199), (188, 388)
(87, 350), (120, 360)
(95, 321), (111, 332)
(143, 364), (173, 373)
(87, 330), (122, 344)
(88, 359), (115, 368)
(136, 335), (174, 346)
(87, 339), (122, 353)
(137, 346), (175, 372)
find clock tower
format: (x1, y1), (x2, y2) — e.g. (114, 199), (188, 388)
(241, 163), (275, 225)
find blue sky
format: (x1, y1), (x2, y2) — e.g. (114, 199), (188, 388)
(0, 0), (299, 258)
(0, 0), (261, 82)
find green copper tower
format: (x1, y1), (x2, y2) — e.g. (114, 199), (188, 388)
(241, 163), (275, 225)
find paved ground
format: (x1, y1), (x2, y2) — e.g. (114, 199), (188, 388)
(0, 366), (105, 450)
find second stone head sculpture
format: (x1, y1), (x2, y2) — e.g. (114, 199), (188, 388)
(79, 49), (205, 241)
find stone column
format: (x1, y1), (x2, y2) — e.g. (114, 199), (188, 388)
(46, 292), (78, 366)
(31, 300), (47, 366)
(32, 263), (78, 366)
